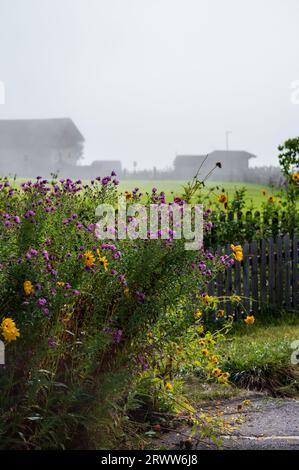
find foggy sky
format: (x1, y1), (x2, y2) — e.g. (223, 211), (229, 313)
(0, 0), (299, 170)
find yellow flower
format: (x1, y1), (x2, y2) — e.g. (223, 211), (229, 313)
(209, 355), (219, 365)
(96, 249), (109, 271)
(231, 244), (243, 262)
(268, 196), (275, 203)
(292, 173), (299, 182)
(243, 399), (252, 407)
(218, 372), (230, 383)
(201, 348), (209, 357)
(218, 194), (228, 204)
(207, 337), (216, 346)
(193, 360), (201, 367)
(1, 317), (20, 342)
(217, 309), (225, 318)
(56, 282), (65, 288)
(195, 309), (202, 319)
(232, 295), (241, 302)
(165, 382), (173, 391)
(23, 280), (34, 295)
(124, 191), (133, 201)
(203, 294), (215, 304)
(99, 255), (109, 271)
(199, 339), (206, 347)
(261, 189), (267, 196)
(244, 315), (255, 325)
(212, 367), (222, 377)
(83, 251), (95, 267)
(124, 287), (129, 298)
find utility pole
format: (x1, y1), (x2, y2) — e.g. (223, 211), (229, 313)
(225, 131), (232, 151)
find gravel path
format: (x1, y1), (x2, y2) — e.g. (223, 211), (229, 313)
(159, 393), (299, 450)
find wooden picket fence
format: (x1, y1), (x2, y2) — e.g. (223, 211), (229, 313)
(207, 233), (299, 315)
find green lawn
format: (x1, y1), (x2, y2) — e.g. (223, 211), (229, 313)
(8, 177), (283, 209)
(186, 313), (299, 401)
(119, 180), (280, 209)
(217, 314), (299, 395)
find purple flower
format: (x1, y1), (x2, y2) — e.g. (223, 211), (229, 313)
(14, 216), (21, 224)
(48, 337), (56, 348)
(37, 298), (47, 306)
(42, 250), (49, 261)
(135, 291), (146, 303)
(42, 308), (49, 316)
(102, 176), (111, 185)
(114, 329), (123, 344)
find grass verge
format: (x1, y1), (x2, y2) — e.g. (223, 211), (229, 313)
(216, 313), (299, 396)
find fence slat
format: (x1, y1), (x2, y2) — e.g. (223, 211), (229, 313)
(243, 242), (250, 313)
(234, 252), (242, 319)
(292, 234), (298, 307)
(225, 245), (233, 315)
(276, 236), (283, 306)
(284, 234), (291, 308)
(260, 238), (267, 308)
(216, 246), (225, 310)
(268, 238), (275, 306)
(251, 240), (259, 312)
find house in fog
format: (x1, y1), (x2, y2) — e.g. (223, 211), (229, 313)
(0, 118), (84, 177)
(173, 150), (256, 181)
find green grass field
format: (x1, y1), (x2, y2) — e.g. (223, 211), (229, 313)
(8, 177), (283, 209)
(119, 180), (280, 209)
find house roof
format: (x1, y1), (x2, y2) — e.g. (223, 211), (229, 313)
(208, 150), (256, 160)
(175, 151), (256, 163)
(0, 118), (84, 148)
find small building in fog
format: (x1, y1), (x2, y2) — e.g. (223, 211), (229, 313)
(174, 150), (256, 180)
(0, 118), (84, 177)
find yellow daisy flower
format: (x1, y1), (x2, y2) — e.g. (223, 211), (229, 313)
(244, 315), (255, 325)
(1, 317), (20, 342)
(23, 280), (34, 295)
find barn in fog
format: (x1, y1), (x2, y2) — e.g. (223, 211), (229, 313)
(174, 150), (256, 181)
(0, 118), (84, 176)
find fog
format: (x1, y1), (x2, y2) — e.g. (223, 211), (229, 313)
(0, 0), (299, 171)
